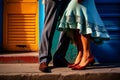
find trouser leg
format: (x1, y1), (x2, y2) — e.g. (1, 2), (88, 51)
(39, 0), (70, 64)
(53, 32), (70, 67)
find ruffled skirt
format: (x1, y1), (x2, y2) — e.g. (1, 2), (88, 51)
(57, 0), (110, 44)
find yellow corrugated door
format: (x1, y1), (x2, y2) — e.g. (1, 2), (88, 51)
(3, 0), (39, 51)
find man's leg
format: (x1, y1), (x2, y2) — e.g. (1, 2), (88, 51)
(53, 32), (70, 67)
(52, 0), (71, 67)
(39, 0), (70, 72)
(39, 0), (60, 72)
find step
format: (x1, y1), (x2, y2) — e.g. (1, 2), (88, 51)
(0, 63), (120, 80)
(0, 52), (39, 63)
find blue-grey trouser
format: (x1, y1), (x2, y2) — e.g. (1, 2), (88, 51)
(39, 0), (70, 66)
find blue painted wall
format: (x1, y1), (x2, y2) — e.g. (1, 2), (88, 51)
(0, 0), (3, 51)
(39, 0), (44, 41)
(91, 0), (120, 63)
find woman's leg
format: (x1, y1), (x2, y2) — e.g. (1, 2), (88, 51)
(73, 30), (83, 64)
(78, 34), (92, 66)
(68, 30), (83, 68)
(72, 34), (95, 70)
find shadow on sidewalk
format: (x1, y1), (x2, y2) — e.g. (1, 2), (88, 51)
(87, 63), (120, 70)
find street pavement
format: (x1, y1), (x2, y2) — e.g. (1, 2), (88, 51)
(0, 63), (120, 80)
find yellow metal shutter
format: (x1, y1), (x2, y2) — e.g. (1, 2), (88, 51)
(3, 0), (39, 51)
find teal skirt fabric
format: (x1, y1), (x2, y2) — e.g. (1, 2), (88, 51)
(57, 0), (110, 44)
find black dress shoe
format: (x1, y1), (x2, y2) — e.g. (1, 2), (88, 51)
(39, 62), (51, 73)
